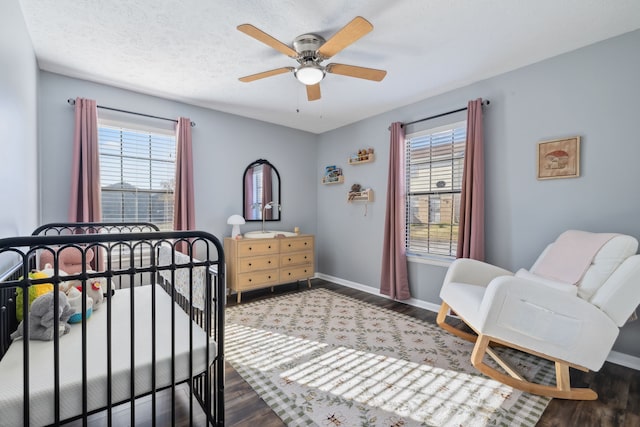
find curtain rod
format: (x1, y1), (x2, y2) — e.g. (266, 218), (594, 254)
(399, 99), (490, 128)
(67, 98), (195, 127)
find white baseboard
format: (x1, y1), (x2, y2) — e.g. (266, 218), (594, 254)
(314, 272), (640, 371)
(315, 273), (442, 314)
(606, 350), (640, 370)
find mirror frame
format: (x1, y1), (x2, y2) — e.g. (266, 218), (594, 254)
(242, 159), (282, 222)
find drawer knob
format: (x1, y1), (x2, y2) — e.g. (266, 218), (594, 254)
(248, 278), (252, 282)
(268, 260), (271, 264)
(268, 245), (271, 249)
(304, 256), (307, 260)
(288, 272), (291, 276)
(248, 263), (252, 266)
(288, 258), (292, 262)
(268, 275), (271, 279)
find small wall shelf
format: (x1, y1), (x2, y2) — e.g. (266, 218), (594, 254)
(348, 153), (375, 165)
(348, 189), (374, 202)
(322, 175), (344, 185)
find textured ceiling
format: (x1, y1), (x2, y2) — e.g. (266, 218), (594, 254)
(18, 0), (640, 134)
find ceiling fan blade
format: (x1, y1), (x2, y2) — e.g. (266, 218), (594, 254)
(239, 67), (294, 82)
(317, 16), (373, 59)
(306, 84), (321, 101)
(237, 24), (298, 58)
(326, 63), (387, 81)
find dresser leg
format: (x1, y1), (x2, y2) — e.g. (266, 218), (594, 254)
(237, 292), (241, 303)
(307, 278), (311, 288)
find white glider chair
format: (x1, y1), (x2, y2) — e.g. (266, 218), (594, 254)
(437, 230), (640, 400)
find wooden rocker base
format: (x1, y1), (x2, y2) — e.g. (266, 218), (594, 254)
(438, 302), (598, 401)
(436, 302), (478, 343)
(472, 334), (598, 400)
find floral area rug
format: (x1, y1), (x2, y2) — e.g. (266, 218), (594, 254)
(225, 288), (553, 426)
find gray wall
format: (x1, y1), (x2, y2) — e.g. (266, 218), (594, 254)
(316, 29), (640, 356)
(0, 1), (39, 242)
(37, 72), (318, 242)
(3, 5), (639, 358)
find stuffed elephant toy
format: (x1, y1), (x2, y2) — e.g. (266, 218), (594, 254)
(11, 291), (75, 341)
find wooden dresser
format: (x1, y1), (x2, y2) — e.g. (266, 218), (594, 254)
(224, 234), (314, 302)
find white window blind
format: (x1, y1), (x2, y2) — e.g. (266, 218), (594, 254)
(406, 121), (466, 257)
(98, 123), (176, 231)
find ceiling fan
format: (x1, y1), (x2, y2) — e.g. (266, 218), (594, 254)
(237, 16), (387, 101)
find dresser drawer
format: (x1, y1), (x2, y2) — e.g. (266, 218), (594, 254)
(237, 270), (280, 289)
(237, 240), (280, 256)
(224, 235), (315, 303)
(238, 254), (279, 273)
(280, 251), (313, 267)
(280, 237), (314, 253)
(280, 265), (313, 282)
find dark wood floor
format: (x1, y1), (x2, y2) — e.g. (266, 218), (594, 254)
(66, 279), (639, 426)
(224, 279), (640, 427)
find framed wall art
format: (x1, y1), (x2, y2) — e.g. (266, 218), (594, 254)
(537, 136), (580, 180)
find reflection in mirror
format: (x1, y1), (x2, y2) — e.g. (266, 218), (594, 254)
(243, 159), (281, 221)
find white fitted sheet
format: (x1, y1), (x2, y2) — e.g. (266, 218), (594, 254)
(0, 284), (217, 426)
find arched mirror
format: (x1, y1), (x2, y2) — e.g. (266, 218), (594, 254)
(243, 159), (281, 221)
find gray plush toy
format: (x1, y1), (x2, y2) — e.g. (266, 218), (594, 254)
(11, 291), (75, 341)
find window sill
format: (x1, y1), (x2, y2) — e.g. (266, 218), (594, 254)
(407, 253), (454, 268)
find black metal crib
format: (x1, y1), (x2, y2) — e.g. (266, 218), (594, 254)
(0, 222), (225, 426)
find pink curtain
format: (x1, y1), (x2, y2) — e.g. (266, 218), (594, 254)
(173, 117), (195, 252)
(380, 122), (411, 300)
(457, 98), (485, 260)
(263, 164), (273, 220)
(68, 97), (101, 222)
(244, 167), (254, 219)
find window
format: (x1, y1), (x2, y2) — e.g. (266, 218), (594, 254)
(98, 121), (176, 231)
(405, 121), (466, 258)
(249, 166), (264, 219)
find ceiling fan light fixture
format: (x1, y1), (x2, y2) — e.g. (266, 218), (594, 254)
(295, 63), (325, 85)
(237, 17), (385, 101)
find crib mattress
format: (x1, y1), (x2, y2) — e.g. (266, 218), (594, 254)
(0, 284), (217, 426)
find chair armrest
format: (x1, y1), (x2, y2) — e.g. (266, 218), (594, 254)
(480, 276), (600, 324)
(443, 258), (513, 288)
(476, 276), (619, 370)
(590, 254), (640, 326)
